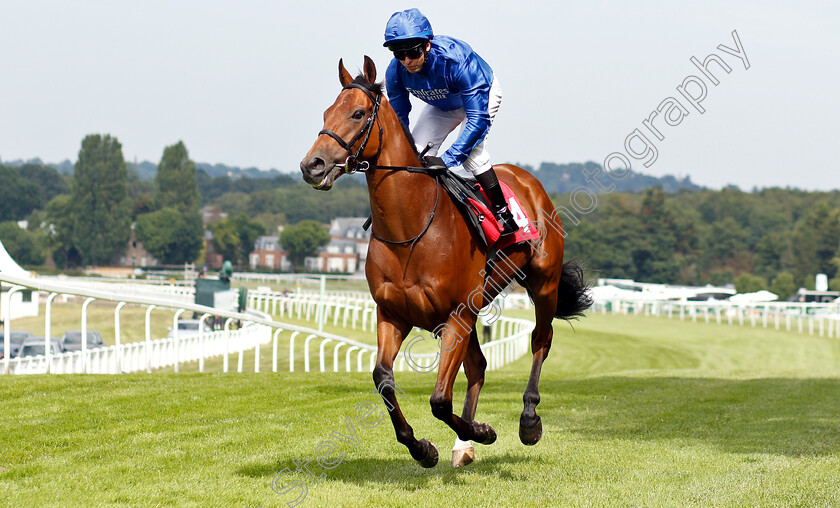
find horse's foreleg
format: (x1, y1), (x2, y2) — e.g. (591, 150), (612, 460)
(430, 314), (497, 447)
(451, 328), (488, 468)
(373, 308), (439, 468)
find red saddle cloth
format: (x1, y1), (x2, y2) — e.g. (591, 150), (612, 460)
(466, 182), (541, 250)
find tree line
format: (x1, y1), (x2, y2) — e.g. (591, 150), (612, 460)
(561, 186), (840, 298)
(0, 135), (368, 270)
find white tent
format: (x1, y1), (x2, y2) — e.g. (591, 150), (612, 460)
(0, 238), (39, 319)
(591, 285), (650, 302)
(729, 290), (779, 303)
(0, 238), (29, 277)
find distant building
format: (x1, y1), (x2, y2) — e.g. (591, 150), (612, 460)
(304, 217), (371, 273)
(305, 238), (359, 273)
(249, 236), (291, 271)
(201, 205), (228, 225)
(118, 223), (159, 268)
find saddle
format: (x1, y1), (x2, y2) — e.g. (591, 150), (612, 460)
(362, 167), (539, 250)
(436, 169), (539, 250)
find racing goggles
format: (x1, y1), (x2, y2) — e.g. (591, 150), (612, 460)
(392, 42), (425, 61)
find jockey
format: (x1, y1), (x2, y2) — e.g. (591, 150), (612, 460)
(383, 8), (518, 236)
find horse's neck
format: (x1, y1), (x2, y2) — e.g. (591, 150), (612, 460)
(366, 112), (440, 242)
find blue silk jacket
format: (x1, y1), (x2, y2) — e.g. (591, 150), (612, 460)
(385, 35), (495, 167)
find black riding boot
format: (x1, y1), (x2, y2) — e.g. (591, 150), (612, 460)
(476, 168), (518, 236)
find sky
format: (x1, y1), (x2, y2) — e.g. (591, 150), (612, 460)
(1, 0), (838, 191)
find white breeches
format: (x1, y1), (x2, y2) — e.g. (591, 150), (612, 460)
(411, 78), (502, 175)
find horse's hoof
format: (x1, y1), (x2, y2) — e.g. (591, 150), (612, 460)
(479, 424), (497, 445)
(417, 439), (439, 468)
(519, 414), (543, 445)
(451, 446), (475, 468)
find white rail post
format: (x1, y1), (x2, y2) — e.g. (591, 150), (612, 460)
(333, 343), (345, 372)
(145, 305), (156, 373)
(82, 297), (95, 374)
(272, 328), (283, 373)
(318, 275), (327, 332)
(223, 317), (233, 373)
(238, 336), (245, 373)
(3, 287), (22, 374)
(199, 313), (211, 373)
(319, 339), (334, 372)
(290, 331), (301, 372)
(303, 334), (319, 373)
(173, 309), (186, 373)
(334, 303), (342, 326)
(45, 292), (58, 374)
(254, 324), (261, 373)
(115, 302), (126, 374)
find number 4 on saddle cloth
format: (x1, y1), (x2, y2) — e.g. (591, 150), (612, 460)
(437, 170), (540, 251)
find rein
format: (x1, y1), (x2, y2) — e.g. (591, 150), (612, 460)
(318, 82), (442, 248)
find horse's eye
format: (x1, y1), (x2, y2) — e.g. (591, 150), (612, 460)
(352, 109), (365, 120)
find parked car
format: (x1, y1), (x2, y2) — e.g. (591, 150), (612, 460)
(0, 330), (34, 358)
(166, 319), (204, 339)
(60, 330), (106, 352)
(18, 337), (64, 357)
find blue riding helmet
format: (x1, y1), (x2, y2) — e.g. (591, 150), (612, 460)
(383, 8), (433, 47)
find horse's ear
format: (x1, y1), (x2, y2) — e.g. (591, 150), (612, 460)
(338, 58), (353, 87)
(363, 55), (377, 83)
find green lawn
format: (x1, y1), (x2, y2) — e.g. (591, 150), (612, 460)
(1, 312), (838, 507)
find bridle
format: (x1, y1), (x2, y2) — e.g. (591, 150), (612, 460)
(317, 83), (383, 175)
(316, 82), (441, 248)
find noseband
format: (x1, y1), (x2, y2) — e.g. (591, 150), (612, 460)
(318, 83), (383, 174)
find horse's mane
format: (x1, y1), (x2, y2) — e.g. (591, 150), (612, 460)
(353, 74), (419, 158)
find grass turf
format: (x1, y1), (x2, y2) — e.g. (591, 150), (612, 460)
(1, 311), (838, 507)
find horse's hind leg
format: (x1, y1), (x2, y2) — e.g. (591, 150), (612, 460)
(373, 307), (439, 468)
(451, 328), (488, 468)
(519, 271), (559, 445)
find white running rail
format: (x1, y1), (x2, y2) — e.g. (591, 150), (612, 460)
(590, 299), (840, 338)
(1, 274), (536, 375)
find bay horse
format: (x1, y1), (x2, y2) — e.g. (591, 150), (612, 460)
(300, 57), (590, 468)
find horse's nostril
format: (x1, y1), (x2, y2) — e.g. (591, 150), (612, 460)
(310, 157), (325, 171)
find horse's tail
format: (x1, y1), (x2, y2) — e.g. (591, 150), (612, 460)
(555, 259), (593, 321)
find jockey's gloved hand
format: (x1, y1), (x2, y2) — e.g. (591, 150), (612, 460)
(422, 156), (447, 169)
